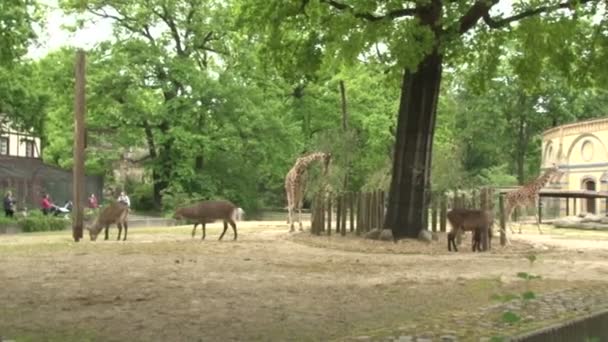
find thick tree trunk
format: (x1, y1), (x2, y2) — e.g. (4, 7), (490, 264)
(384, 49), (443, 239)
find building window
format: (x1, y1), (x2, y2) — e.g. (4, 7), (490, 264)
(25, 140), (35, 157)
(0, 136), (8, 155)
(581, 140), (594, 162)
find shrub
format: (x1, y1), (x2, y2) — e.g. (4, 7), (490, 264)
(0, 216), (17, 225)
(19, 217), (68, 233)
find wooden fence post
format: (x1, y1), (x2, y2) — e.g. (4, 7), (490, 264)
(378, 190), (386, 229)
(440, 193), (447, 232)
(340, 193), (347, 236)
(431, 193), (438, 232)
(356, 192), (362, 235)
(349, 192), (355, 233)
(326, 195), (332, 236)
(499, 193), (507, 246)
(336, 195), (341, 234)
(479, 188), (489, 251)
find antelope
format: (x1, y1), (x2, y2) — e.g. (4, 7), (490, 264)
(86, 202), (129, 241)
(447, 208), (494, 252)
(173, 200), (244, 241)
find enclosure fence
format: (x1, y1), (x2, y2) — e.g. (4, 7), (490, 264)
(310, 187), (498, 236)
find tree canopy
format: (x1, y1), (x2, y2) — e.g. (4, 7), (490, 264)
(1, 0), (607, 227)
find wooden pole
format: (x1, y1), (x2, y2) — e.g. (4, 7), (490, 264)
(326, 195), (332, 236)
(499, 194), (507, 246)
(72, 50), (86, 242)
(379, 190), (385, 230)
(355, 192), (361, 234)
(440, 193), (447, 232)
(349, 192), (355, 232)
(431, 193), (438, 232)
(480, 188), (489, 251)
(336, 194), (341, 234)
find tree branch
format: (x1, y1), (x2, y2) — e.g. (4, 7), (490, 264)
(155, 4), (184, 55)
(456, 0), (499, 34)
(483, 0), (597, 29)
(87, 7), (157, 44)
(318, 0), (416, 21)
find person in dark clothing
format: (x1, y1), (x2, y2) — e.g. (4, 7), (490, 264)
(3, 191), (16, 218)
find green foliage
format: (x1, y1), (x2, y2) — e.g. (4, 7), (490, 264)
(516, 272), (542, 281)
(0, 216), (17, 225)
(19, 217), (68, 233)
(130, 183), (155, 212)
(0, 0), (40, 64)
(521, 291), (536, 301)
(501, 311), (521, 324)
(5, 0), (607, 217)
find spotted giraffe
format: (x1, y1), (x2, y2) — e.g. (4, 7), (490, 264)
(504, 164), (563, 235)
(285, 152), (332, 232)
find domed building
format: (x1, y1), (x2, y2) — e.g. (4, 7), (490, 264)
(542, 117), (608, 215)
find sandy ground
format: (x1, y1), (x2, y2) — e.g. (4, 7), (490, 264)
(1, 221), (608, 341)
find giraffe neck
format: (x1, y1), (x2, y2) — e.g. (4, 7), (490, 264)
(293, 152), (328, 176)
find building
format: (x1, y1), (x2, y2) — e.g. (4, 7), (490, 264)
(541, 117), (608, 215)
(0, 117), (41, 158)
(0, 115), (103, 210)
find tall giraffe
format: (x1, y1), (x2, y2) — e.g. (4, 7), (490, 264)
(504, 164), (563, 235)
(285, 152), (331, 232)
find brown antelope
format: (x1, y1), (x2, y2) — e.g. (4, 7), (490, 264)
(447, 208), (494, 252)
(173, 200), (244, 241)
(86, 202), (129, 241)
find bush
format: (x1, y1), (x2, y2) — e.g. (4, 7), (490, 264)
(0, 216), (17, 225)
(19, 217), (68, 233)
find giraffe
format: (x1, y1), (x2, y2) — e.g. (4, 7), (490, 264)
(503, 163), (563, 236)
(285, 152), (332, 232)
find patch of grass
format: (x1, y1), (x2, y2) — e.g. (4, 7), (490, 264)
(502, 311), (521, 324)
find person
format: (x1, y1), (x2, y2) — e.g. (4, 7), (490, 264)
(117, 191), (130, 208)
(88, 193), (99, 209)
(3, 191), (15, 218)
(41, 193), (53, 216)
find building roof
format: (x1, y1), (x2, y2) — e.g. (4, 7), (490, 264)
(542, 117), (608, 140)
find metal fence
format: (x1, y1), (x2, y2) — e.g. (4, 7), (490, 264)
(0, 156), (104, 210)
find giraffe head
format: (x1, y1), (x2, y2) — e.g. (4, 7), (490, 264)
(544, 163), (564, 184)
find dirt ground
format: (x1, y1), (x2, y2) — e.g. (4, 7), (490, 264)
(1, 222), (608, 341)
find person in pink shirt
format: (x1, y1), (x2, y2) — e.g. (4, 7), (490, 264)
(88, 193), (99, 209)
(41, 194), (53, 216)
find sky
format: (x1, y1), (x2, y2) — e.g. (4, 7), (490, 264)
(28, 0), (516, 60)
(27, 0), (114, 59)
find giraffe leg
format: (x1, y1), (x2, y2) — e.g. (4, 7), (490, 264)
(298, 206), (303, 231)
(506, 208), (517, 235)
(534, 210), (543, 235)
(288, 206), (295, 232)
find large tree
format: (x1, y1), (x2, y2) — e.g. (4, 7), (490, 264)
(239, 0), (606, 238)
